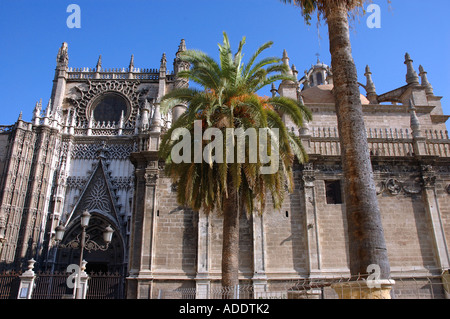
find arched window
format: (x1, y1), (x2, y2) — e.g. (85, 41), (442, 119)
(91, 92), (129, 123)
(316, 72), (323, 85)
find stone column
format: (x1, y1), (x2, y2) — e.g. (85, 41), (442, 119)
(252, 212), (268, 294)
(421, 166), (450, 270)
(127, 152), (160, 299)
(195, 210), (211, 299)
(17, 259), (36, 299)
(302, 165), (321, 274)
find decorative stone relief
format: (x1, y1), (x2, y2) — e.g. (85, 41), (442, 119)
(111, 176), (134, 190)
(144, 172), (159, 186)
(71, 143), (133, 160)
(446, 184), (450, 194)
(66, 176), (88, 190)
(83, 178), (111, 213)
(376, 178), (422, 196)
(421, 175), (437, 188)
(302, 175), (316, 188)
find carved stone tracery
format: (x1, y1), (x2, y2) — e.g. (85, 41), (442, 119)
(71, 143), (134, 160)
(67, 80), (149, 124)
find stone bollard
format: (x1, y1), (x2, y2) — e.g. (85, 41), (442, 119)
(17, 259), (36, 299)
(75, 260), (89, 299)
(331, 280), (395, 299)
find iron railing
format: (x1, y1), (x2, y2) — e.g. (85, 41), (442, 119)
(0, 270), (21, 299)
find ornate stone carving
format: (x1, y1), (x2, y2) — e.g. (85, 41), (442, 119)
(420, 165), (434, 173)
(66, 176), (88, 190)
(68, 80), (149, 124)
(83, 178), (111, 213)
(421, 175), (436, 188)
(302, 175), (316, 188)
(376, 178), (422, 196)
(111, 176), (134, 190)
(71, 143), (133, 160)
(385, 178), (402, 195)
(446, 184), (450, 194)
(144, 172), (159, 186)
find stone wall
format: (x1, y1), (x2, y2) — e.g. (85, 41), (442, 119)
(153, 175), (197, 277)
(0, 133), (10, 187)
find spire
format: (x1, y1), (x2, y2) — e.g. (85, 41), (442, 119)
(419, 65), (434, 96)
(282, 50), (293, 75)
(32, 100), (42, 125)
(174, 39), (190, 81)
(270, 83), (277, 98)
(96, 55), (102, 70)
(134, 109), (141, 135)
(159, 53), (167, 79)
(45, 100), (52, 117)
(151, 105), (162, 133)
(364, 65), (378, 104)
(160, 53), (167, 69)
(118, 111), (124, 135)
(404, 53), (419, 85)
(56, 42), (69, 68)
(42, 100), (51, 126)
(280, 50), (294, 86)
(141, 100), (151, 130)
(291, 64), (298, 81)
(129, 54), (135, 71)
(177, 39), (186, 56)
(409, 98), (422, 138)
(87, 109), (94, 136)
(96, 55), (102, 71)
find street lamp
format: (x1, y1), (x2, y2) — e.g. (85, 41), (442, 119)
(53, 210), (114, 299)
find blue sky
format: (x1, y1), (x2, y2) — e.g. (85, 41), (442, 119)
(0, 0), (449, 127)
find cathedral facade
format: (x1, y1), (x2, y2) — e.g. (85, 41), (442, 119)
(0, 42), (449, 299)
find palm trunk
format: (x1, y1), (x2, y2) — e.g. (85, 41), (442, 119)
(325, 3), (390, 279)
(221, 178), (240, 295)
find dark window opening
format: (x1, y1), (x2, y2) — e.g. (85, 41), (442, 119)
(92, 93), (128, 123)
(325, 180), (343, 205)
(316, 72), (324, 85)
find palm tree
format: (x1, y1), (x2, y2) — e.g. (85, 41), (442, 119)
(279, 0), (391, 280)
(159, 32), (312, 291)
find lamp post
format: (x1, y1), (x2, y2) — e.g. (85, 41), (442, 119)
(54, 210), (114, 299)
